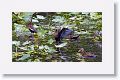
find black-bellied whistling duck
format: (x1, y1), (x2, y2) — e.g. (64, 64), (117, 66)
(27, 22), (37, 33)
(54, 28), (80, 44)
(78, 48), (96, 58)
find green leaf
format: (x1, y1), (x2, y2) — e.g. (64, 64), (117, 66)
(47, 39), (54, 44)
(18, 54), (30, 61)
(12, 41), (20, 46)
(55, 42), (67, 48)
(22, 41), (31, 45)
(46, 47), (56, 53)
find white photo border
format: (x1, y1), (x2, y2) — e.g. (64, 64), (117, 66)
(0, 0), (114, 74)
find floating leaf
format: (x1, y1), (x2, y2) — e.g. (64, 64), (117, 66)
(47, 47), (56, 53)
(47, 39), (54, 44)
(12, 41), (20, 46)
(19, 47), (28, 50)
(55, 42), (67, 48)
(18, 54), (30, 61)
(44, 45), (49, 50)
(39, 45), (44, 49)
(37, 15), (45, 19)
(22, 41), (31, 45)
(32, 19), (39, 22)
